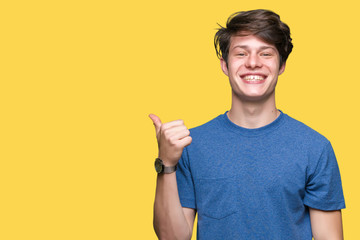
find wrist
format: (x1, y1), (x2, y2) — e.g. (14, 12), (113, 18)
(158, 156), (177, 167)
(155, 158), (177, 174)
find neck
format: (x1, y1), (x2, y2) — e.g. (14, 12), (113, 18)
(227, 91), (280, 129)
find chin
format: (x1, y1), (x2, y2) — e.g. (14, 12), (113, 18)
(234, 91), (274, 102)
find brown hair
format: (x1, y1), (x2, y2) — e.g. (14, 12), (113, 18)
(214, 9), (293, 67)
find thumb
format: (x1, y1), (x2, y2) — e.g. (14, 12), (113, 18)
(149, 113), (162, 135)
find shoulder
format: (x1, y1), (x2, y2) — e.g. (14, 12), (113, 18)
(282, 114), (330, 145)
(182, 112), (230, 150)
(281, 114), (333, 163)
(188, 113), (226, 139)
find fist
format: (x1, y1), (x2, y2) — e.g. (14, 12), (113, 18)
(149, 114), (192, 166)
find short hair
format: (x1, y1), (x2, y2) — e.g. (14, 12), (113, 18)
(214, 9), (293, 67)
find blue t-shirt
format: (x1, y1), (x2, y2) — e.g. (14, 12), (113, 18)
(176, 110), (345, 240)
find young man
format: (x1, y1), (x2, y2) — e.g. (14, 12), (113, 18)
(150, 9), (345, 240)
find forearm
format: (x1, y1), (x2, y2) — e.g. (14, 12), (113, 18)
(153, 172), (192, 240)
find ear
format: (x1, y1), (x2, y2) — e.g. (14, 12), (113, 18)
(279, 62), (286, 75)
(220, 58), (229, 76)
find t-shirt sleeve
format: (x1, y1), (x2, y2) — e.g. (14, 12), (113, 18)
(176, 147), (196, 209)
(304, 141), (346, 210)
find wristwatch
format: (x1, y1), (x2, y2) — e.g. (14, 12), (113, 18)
(154, 158), (177, 174)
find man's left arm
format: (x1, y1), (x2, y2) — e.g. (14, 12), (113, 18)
(309, 208), (344, 240)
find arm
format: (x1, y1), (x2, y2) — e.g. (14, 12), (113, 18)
(154, 173), (196, 239)
(309, 208), (344, 240)
(149, 114), (195, 239)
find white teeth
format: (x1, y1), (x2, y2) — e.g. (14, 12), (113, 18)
(243, 75), (264, 81)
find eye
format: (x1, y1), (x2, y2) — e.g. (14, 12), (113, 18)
(237, 52), (246, 57)
(260, 52), (273, 57)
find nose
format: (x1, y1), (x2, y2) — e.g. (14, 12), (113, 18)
(245, 53), (262, 69)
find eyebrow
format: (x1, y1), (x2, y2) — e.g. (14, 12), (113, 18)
(232, 45), (276, 51)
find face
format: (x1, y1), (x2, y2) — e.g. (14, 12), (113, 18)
(221, 34), (285, 102)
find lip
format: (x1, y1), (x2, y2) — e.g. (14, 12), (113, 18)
(241, 78), (266, 84)
(240, 73), (267, 78)
(240, 73), (267, 84)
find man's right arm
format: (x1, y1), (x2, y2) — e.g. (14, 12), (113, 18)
(149, 114), (195, 239)
(154, 173), (196, 239)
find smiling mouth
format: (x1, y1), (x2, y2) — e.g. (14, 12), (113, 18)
(241, 74), (267, 83)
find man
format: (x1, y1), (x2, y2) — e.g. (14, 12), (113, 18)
(150, 9), (345, 240)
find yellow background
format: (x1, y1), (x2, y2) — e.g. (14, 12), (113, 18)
(1, 0), (359, 239)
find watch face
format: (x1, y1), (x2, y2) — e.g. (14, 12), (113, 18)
(155, 158), (163, 173)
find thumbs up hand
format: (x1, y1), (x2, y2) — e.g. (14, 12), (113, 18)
(149, 114), (192, 166)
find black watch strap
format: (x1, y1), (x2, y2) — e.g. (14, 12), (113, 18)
(155, 158), (177, 174)
(163, 164), (177, 174)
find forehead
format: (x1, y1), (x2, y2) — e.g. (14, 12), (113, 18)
(229, 34), (277, 51)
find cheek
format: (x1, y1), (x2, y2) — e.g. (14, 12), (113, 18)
(266, 59), (281, 71)
(228, 61), (244, 73)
